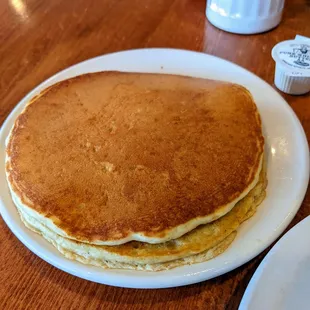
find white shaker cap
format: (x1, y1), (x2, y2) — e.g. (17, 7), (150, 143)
(272, 40), (310, 95)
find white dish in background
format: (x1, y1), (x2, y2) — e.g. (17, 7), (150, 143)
(206, 0), (284, 34)
(0, 49), (309, 288)
(239, 216), (310, 310)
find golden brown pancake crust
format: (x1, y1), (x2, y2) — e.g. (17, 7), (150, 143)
(6, 72), (264, 243)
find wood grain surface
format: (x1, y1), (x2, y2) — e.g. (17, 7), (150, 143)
(1, 0), (310, 309)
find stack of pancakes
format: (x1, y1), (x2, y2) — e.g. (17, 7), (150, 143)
(5, 72), (266, 271)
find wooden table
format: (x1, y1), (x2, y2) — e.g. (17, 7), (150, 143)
(1, 0), (309, 309)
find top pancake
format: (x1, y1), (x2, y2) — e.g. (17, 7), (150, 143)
(6, 72), (264, 245)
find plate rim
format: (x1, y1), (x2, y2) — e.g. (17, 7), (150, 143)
(0, 48), (309, 288)
(239, 215), (310, 310)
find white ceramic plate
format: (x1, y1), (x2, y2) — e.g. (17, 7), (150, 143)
(239, 216), (310, 310)
(0, 49), (309, 288)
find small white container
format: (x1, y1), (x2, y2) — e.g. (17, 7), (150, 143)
(206, 0), (285, 34)
(272, 40), (310, 95)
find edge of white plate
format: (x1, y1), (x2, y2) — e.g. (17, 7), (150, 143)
(239, 216), (310, 310)
(0, 48), (309, 288)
